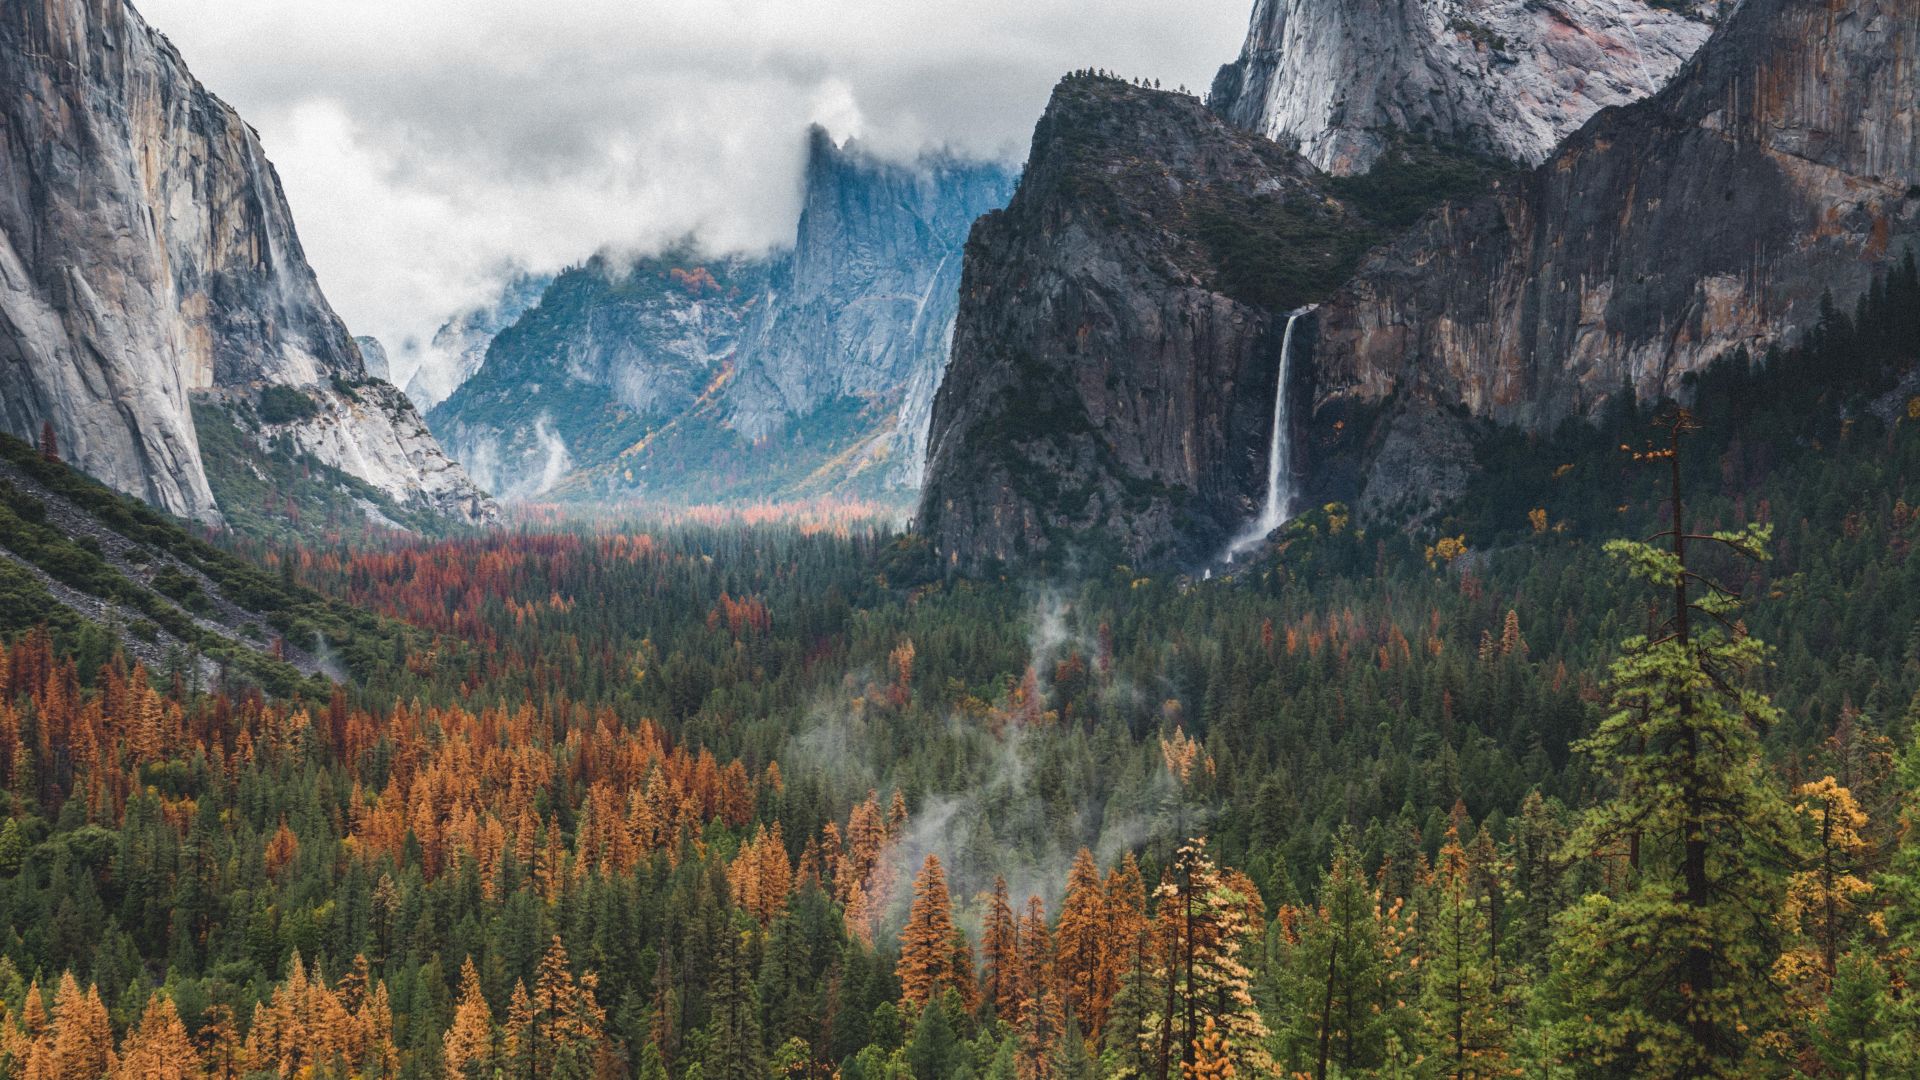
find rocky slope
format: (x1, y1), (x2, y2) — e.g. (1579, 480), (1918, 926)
(429, 131), (1013, 504)
(354, 337), (393, 382)
(0, 0), (494, 530)
(727, 128), (1018, 488)
(916, 76), (1402, 570)
(402, 271), (552, 412)
(429, 248), (773, 501)
(919, 0), (1917, 572)
(1314, 0), (1920, 509)
(1208, 0), (1718, 175)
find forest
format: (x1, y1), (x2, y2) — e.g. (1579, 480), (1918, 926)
(0, 259), (1915, 1078)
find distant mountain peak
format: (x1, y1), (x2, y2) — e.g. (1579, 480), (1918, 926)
(1209, 0), (1719, 175)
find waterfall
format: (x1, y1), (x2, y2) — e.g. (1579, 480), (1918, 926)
(1229, 310), (1305, 557)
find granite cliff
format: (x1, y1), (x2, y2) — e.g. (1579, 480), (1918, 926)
(917, 77), (1410, 570)
(919, 0), (1917, 571)
(0, 0), (494, 530)
(429, 131), (1014, 504)
(1315, 0), (1920, 513)
(1209, 0), (1718, 175)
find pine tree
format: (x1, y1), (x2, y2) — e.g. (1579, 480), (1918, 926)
(113, 993), (200, 1080)
(980, 875), (1020, 1021)
(898, 855), (967, 1011)
(445, 958), (497, 1080)
(47, 974), (112, 1080)
(1772, 775), (1879, 1063)
(1810, 947), (1898, 1078)
(1549, 412), (1795, 1075)
(1054, 848), (1106, 1033)
(1277, 841), (1389, 1079)
(1141, 838), (1271, 1079)
(1417, 824), (1512, 1079)
(508, 936), (606, 1080)
(703, 917), (767, 1080)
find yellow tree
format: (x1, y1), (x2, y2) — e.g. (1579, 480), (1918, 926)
(446, 958), (497, 1080)
(1143, 839), (1271, 1078)
(898, 854), (967, 1011)
(1054, 848), (1106, 1034)
(1772, 776), (1879, 1061)
(112, 993), (200, 1080)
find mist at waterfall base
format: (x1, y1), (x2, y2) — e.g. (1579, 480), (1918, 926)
(1224, 309), (1308, 563)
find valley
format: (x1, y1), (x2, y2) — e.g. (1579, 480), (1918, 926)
(0, 0), (1917, 1076)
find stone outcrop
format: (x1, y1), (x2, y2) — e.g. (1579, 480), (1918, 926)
(917, 77), (1360, 570)
(917, 0), (1917, 571)
(1208, 0), (1717, 175)
(1315, 0), (1920, 450)
(0, 0), (494, 527)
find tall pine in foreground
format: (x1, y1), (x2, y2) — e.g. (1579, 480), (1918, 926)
(1548, 411), (1795, 1077)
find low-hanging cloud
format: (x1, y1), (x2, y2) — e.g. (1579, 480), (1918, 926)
(139, 0), (1250, 354)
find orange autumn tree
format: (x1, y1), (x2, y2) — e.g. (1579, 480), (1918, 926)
(445, 958), (497, 1080)
(730, 822), (794, 924)
(1096, 853), (1150, 1042)
(111, 993), (199, 1080)
(1014, 895), (1065, 1080)
(507, 936), (607, 1079)
(1054, 848), (1106, 1034)
(980, 876), (1020, 1019)
(898, 854), (970, 1011)
(1144, 838), (1272, 1078)
(39, 973), (113, 1080)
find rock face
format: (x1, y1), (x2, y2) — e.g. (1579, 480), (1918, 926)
(1208, 0), (1717, 175)
(917, 77), (1370, 570)
(0, 0), (494, 527)
(727, 127), (1017, 487)
(403, 271), (552, 412)
(430, 249), (773, 501)
(429, 131), (1013, 504)
(918, 0), (1916, 571)
(354, 337), (392, 382)
(1315, 0), (1920, 472)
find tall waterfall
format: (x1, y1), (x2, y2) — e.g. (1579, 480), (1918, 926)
(1230, 310), (1305, 557)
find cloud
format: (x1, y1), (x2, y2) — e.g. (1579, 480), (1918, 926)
(138, 0), (1250, 351)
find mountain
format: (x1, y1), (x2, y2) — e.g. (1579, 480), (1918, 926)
(429, 248), (775, 501)
(402, 270), (552, 412)
(726, 127), (1019, 489)
(1314, 0), (1920, 515)
(428, 130), (1014, 505)
(915, 75), (1505, 570)
(1208, 0), (1719, 175)
(0, 0), (494, 532)
(918, 0), (1916, 572)
(354, 337), (393, 382)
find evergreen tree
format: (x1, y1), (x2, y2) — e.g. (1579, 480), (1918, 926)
(703, 918), (767, 1080)
(1141, 838), (1271, 1079)
(1277, 840), (1388, 1079)
(1549, 413), (1795, 1076)
(898, 855), (968, 1011)
(1417, 824), (1512, 1078)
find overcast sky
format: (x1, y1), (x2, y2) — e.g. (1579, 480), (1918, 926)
(139, 0), (1251, 355)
